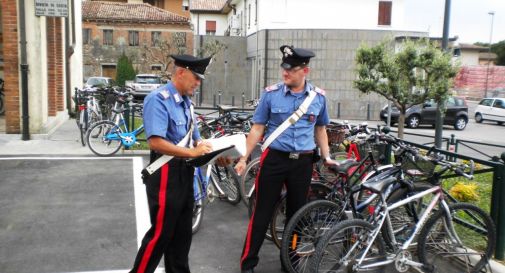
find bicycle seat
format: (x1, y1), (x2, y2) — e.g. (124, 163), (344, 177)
(236, 114), (252, 122)
(327, 159), (359, 174)
(217, 104), (239, 112)
(361, 176), (397, 194)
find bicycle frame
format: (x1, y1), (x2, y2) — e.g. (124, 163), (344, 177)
(193, 165), (213, 202)
(352, 185), (452, 270)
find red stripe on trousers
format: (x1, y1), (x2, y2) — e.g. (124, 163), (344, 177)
(138, 164), (169, 273)
(241, 148), (270, 265)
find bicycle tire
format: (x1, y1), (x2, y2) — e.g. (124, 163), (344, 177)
(311, 219), (386, 273)
(192, 175), (205, 234)
(78, 110), (89, 147)
(417, 203), (495, 273)
(86, 120), (123, 156)
(240, 157), (261, 207)
(210, 164), (241, 205)
(280, 200), (345, 273)
(271, 182), (332, 249)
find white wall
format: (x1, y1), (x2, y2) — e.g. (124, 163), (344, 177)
(227, 0), (409, 36)
(459, 51), (480, 66)
(191, 13), (228, 36)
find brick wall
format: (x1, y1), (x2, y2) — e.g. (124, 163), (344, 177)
(1, 0), (20, 133)
(454, 66), (505, 99)
(47, 17), (65, 116)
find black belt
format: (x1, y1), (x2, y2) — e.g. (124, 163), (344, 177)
(269, 149), (313, 160)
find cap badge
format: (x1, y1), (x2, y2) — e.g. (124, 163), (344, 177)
(283, 47), (293, 57)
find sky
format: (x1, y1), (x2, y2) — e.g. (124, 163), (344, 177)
(404, 0), (505, 44)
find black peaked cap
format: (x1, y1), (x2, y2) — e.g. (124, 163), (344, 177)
(171, 54), (212, 79)
(279, 45), (315, 70)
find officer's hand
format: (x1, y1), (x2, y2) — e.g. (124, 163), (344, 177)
(323, 157), (339, 166)
(234, 158), (247, 176)
(192, 142), (212, 157)
(215, 156), (233, 167)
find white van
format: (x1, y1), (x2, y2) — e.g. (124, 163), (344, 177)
(474, 98), (505, 125)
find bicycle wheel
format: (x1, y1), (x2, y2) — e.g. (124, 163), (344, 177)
(86, 120), (123, 156)
(311, 219), (386, 273)
(271, 182), (333, 249)
(79, 110), (88, 146)
(280, 200), (345, 273)
(210, 164), (241, 205)
(417, 203), (495, 273)
(240, 157), (260, 206)
(192, 175), (205, 234)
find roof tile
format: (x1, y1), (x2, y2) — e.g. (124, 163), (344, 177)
(190, 0), (227, 11)
(82, 1), (190, 24)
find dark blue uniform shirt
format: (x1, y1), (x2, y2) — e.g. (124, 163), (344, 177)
(252, 81), (330, 152)
(143, 82), (201, 145)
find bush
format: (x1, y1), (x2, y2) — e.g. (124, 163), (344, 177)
(116, 53), (136, 86)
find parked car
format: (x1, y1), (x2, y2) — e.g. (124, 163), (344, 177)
(474, 98), (505, 125)
(379, 96), (469, 130)
(128, 74), (162, 99)
(84, 76), (115, 88)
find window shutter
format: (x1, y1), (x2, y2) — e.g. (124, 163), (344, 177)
(378, 1), (392, 26)
(206, 21), (216, 32)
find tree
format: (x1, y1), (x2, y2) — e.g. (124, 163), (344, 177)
(116, 53), (136, 87)
(354, 39), (459, 138)
(475, 40), (505, 65)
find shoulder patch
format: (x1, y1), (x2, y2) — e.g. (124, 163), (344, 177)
(158, 90), (170, 100)
(314, 87), (326, 96)
(264, 83), (281, 92)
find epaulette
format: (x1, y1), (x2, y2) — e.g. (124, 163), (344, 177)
(264, 83), (281, 92)
(158, 90), (170, 100)
(314, 87), (326, 96)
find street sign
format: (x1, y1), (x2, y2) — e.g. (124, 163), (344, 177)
(35, 0), (68, 17)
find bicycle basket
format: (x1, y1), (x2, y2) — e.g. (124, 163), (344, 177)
(400, 154), (435, 178)
(356, 141), (387, 161)
(326, 127), (346, 145)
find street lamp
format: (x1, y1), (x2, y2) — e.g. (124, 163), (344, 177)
(485, 11), (495, 98)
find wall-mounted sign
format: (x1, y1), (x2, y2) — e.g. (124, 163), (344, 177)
(35, 0), (68, 17)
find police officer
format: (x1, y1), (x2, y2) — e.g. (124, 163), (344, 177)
(234, 45), (337, 273)
(129, 54), (213, 273)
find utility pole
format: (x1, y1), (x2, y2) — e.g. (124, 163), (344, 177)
(435, 0), (451, 148)
(485, 11), (495, 99)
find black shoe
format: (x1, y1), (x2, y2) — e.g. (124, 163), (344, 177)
(241, 269), (254, 273)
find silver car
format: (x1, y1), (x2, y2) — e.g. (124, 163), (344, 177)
(475, 98), (505, 125)
(129, 74), (162, 98)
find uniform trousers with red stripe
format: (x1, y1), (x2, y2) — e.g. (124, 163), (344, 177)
(241, 148), (313, 270)
(130, 157), (194, 273)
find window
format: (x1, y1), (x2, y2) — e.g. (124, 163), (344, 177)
(103, 29), (113, 45)
(494, 99), (505, 109)
(480, 99), (493, 106)
(248, 4), (251, 27)
(129, 31), (139, 46)
(206, 21), (216, 35)
(151, 65), (162, 71)
(83, 28), (91, 45)
(151, 31), (161, 46)
(378, 1), (392, 26)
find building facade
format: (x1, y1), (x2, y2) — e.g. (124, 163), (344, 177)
(0, 0), (83, 135)
(82, 1), (193, 80)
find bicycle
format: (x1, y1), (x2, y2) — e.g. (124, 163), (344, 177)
(74, 87), (104, 146)
(311, 153), (495, 273)
(85, 90), (144, 156)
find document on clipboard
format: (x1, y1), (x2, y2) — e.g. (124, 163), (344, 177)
(186, 134), (246, 167)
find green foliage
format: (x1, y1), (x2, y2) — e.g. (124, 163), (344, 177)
(354, 38), (459, 138)
(115, 53), (136, 86)
(475, 40), (505, 65)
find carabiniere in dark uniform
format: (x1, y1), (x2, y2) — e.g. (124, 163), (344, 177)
(237, 45), (333, 273)
(129, 54), (211, 273)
